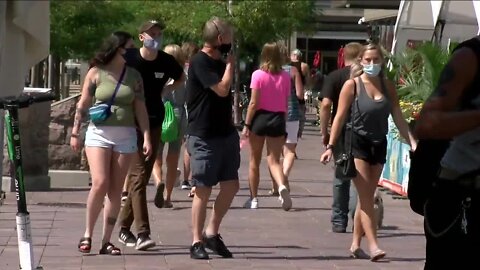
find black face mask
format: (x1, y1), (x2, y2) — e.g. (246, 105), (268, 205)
(217, 43), (232, 54)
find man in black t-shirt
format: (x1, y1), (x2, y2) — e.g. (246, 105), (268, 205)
(320, 42), (361, 233)
(186, 17), (239, 260)
(118, 20), (184, 251)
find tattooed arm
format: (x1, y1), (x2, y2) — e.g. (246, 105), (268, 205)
(70, 68), (97, 151)
(415, 46), (480, 139)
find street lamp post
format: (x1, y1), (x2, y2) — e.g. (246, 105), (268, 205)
(228, 0), (242, 126)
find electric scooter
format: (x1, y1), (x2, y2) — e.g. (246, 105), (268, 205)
(0, 91), (56, 270)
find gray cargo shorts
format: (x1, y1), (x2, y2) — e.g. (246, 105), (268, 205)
(186, 131), (240, 187)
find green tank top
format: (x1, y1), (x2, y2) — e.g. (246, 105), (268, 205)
(89, 67), (144, 127)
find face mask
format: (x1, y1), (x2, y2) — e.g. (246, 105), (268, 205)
(362, 63), (382, 77)
(143, 36), (162, 50)
(217, 43), (232, 54)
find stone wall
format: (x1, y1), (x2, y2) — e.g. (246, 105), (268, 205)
(49, 94), (88, 170)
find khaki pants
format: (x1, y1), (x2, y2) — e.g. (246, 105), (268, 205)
(118, 127), (161, 234)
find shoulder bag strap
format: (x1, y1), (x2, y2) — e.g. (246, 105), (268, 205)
(348, 79), (357, 156)
(107, 65), (127, 107)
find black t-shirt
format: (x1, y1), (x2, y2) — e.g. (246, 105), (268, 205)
(186, 51), (235, 138)
(320, 66), (351, 122)
(124, 48), (184, 128)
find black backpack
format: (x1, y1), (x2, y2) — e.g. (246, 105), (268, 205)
(408, 38), (480, 216)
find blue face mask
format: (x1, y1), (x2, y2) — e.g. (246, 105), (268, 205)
(143, 36), (163, 50)
(362, 63), (382, 77)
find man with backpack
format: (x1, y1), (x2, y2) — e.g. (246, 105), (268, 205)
(414, 36), (480, 269)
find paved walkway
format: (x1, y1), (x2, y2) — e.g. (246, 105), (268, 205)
(0, 116), (426, 269)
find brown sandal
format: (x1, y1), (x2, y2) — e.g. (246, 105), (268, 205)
(99, 242), (121, 256)
(78, 237), (91, 253)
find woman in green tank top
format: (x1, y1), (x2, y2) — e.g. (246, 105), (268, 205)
(70, 31), (151, 256)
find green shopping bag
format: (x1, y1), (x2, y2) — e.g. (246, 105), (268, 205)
(161, 101), (179, 142)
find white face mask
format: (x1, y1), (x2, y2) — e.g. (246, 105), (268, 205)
(143, 36), (163, 50)
(362, 63), (382, 77)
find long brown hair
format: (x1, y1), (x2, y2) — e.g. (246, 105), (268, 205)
(350, 43), (385, 79)
(259, 42), (283, 74)
(89, 31), (132, 69)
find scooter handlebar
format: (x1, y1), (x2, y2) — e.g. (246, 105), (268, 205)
(0, 92), (56, 109)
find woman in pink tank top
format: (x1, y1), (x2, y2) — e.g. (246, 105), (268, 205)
(242, 42), (292, 211)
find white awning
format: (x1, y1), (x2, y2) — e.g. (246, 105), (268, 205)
(0, 1), (50, 98)
(363, 9), (398, 23)
(392, 0), (480, 54)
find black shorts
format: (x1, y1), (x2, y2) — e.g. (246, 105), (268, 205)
(187, 131), (240, 187)
(351, 133), (387, 165)
(250, 109), (286, 137)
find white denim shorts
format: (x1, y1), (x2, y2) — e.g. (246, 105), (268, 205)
(84, 125), (137, 153)
(286, 121), (300, 144)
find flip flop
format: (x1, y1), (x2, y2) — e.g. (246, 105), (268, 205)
(350, 247), (369, 259)
(370, 249), (386, 262)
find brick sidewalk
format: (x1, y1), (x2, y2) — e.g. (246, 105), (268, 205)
(0, 118), (426, 270)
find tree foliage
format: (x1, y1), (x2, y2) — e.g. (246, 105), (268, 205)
(50, 0), (315, 61)
(50, 0), (135, 60)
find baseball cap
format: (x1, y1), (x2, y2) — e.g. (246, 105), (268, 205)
(138, 20), (165, 33)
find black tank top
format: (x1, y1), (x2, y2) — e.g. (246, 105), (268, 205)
(290, 61), (305, 103)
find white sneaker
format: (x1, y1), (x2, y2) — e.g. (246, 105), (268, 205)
(278, 186), (292, 211)
(243, 197), (258, 209)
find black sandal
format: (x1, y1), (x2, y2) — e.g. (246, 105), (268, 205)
(99, 242), (121, 256)
(78, 237), (91, 253)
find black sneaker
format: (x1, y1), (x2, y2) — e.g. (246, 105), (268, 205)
(190, 242), (209, 260)
(118, 229), (136, 247)
(154, 183), (165, 208)
(203, 234), (233, 258)
(135, 233), (156, 251)
(181, 180), (191, 190)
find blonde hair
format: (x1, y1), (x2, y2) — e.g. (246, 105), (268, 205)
(350, 43), (385, 79)
(344, 42), (363, 62)
(164, 44), (186, 67)
(259, 42), (283, 74)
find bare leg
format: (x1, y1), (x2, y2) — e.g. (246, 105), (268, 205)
(282, 143), (297, 190)
(192, 186), (212, 244)
(205, 180), (239, 236)
(165, 151), (180, 203)
(152, 144), (164, 187)
(266, 136), (291, 211)
(183, 145), (191, 181)
(351, 158), (384, 253)
(102, 151), (134, 245)
(265, 136), (288, 188)
(247, 133), (265, 199)
(84, 147), (112, 239)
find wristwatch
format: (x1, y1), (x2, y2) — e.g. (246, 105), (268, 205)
(326, 144), (334, 150)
